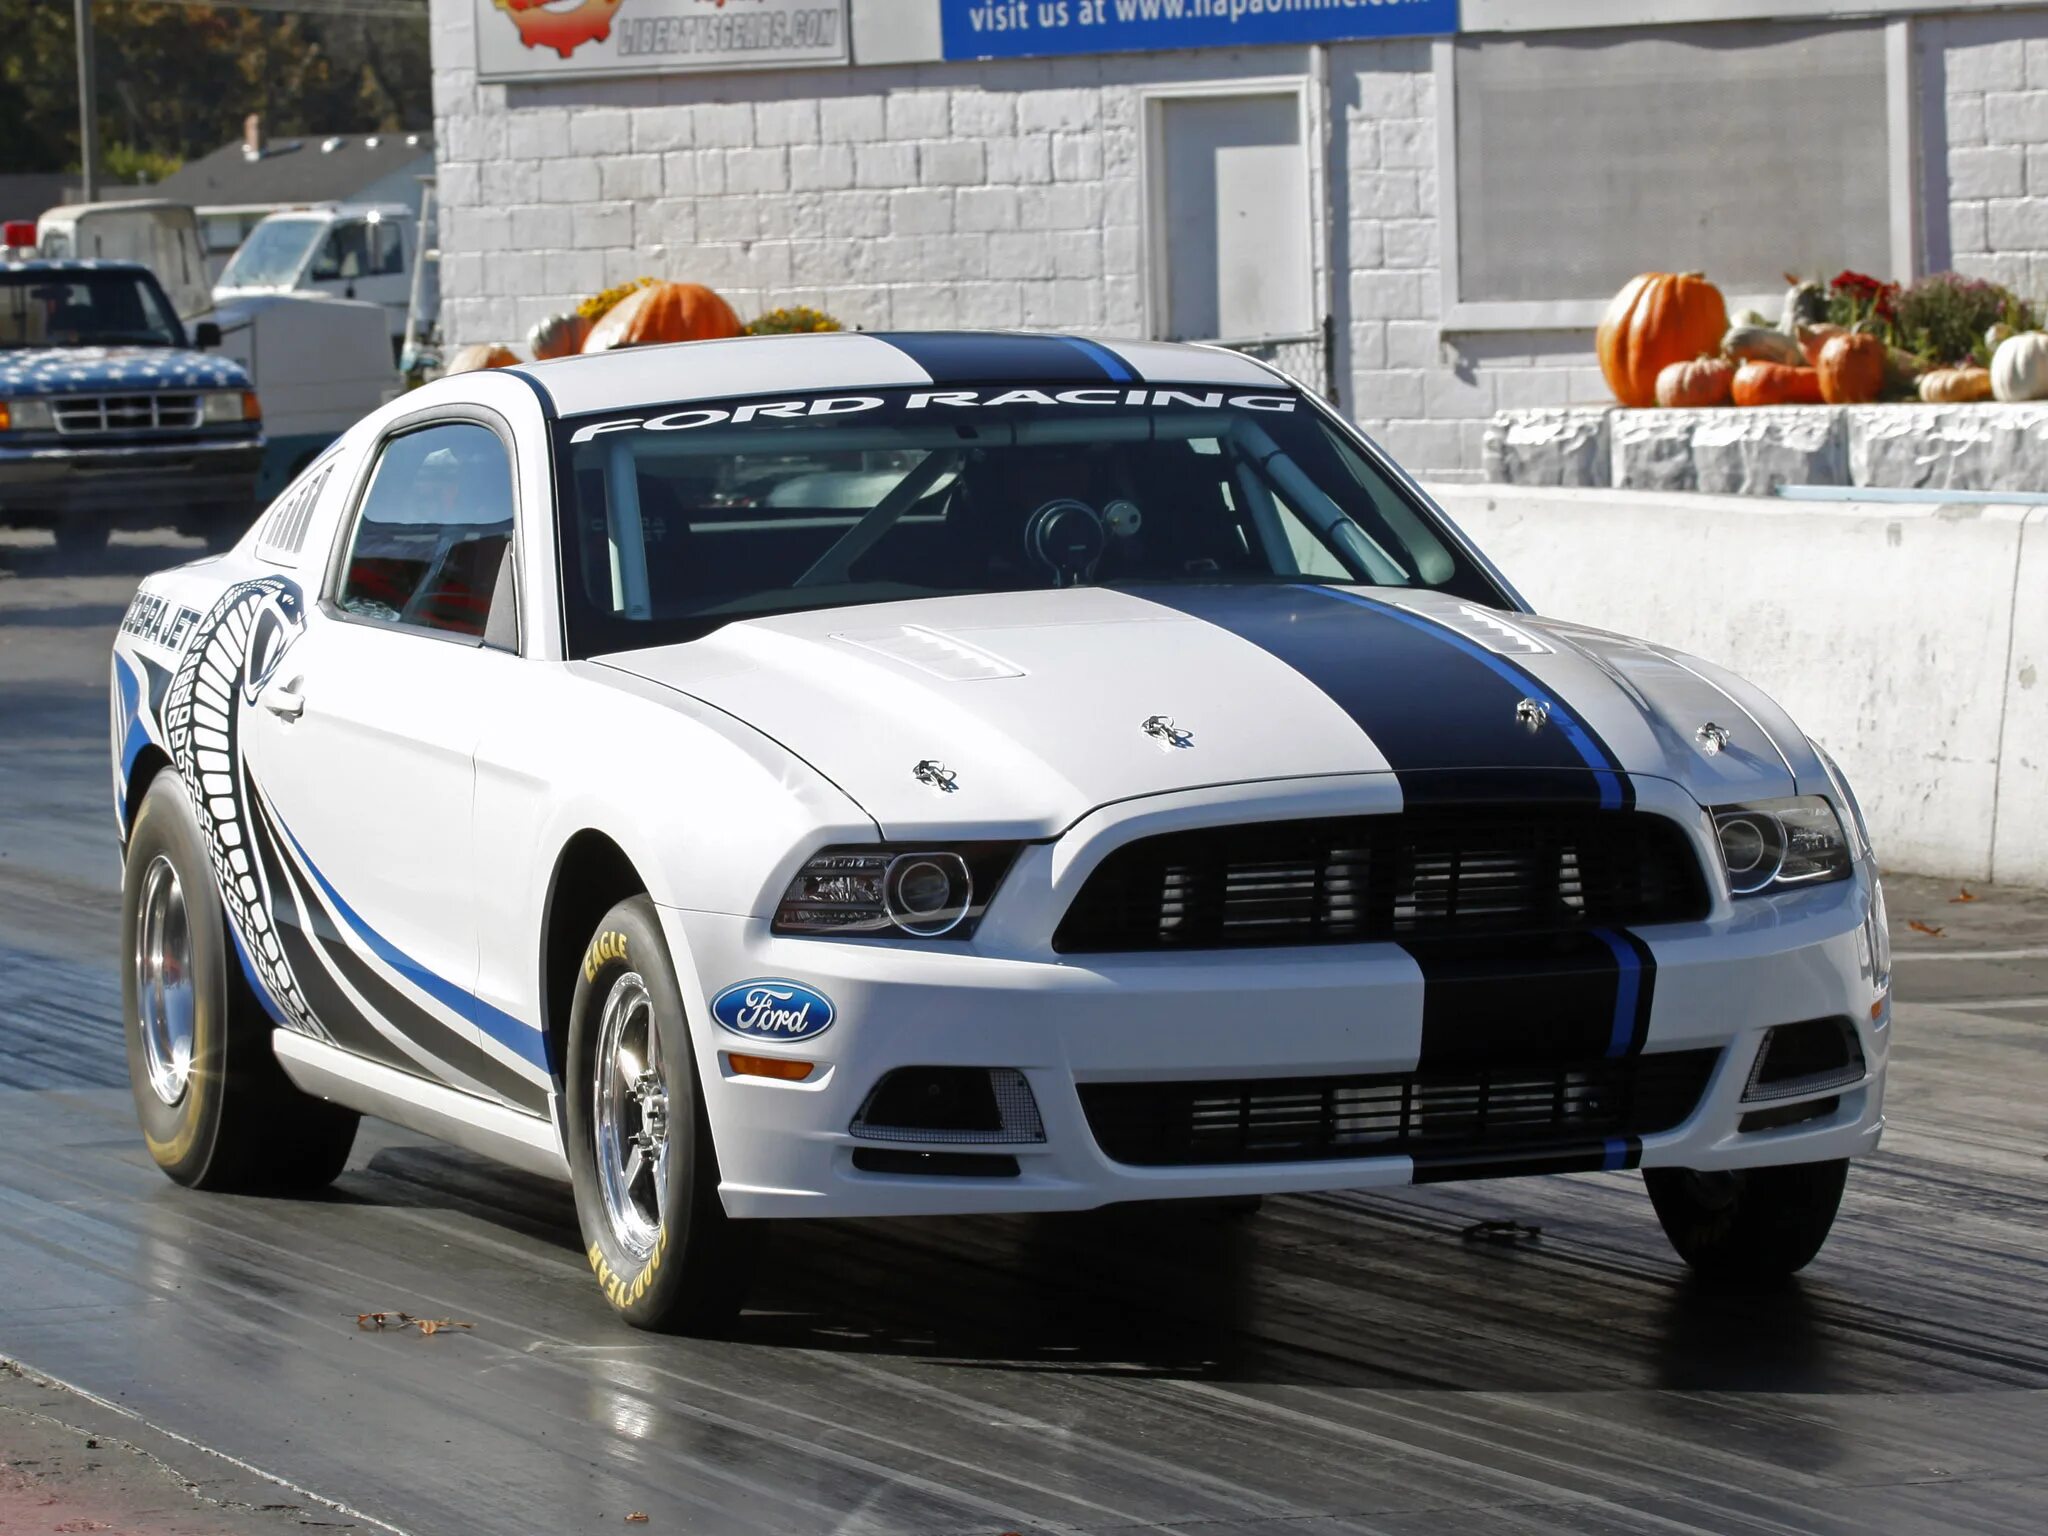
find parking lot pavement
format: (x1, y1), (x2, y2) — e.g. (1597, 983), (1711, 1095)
(2, 542), (2044, 1535)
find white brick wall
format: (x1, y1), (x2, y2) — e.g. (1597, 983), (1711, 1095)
(430, 1), (2048, 481)
(1928, 6), (2048, 297)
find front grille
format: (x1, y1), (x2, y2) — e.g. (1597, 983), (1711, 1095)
(1054, 808), (1707, 953)
(51, 393), (201, 434)
(1080, 1050), (1721, 1168)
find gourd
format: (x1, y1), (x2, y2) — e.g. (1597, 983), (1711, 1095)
(1596, 272), (1729, 408)
(528, 311), (591, 360)
(445, 343), (519, 373)
(1816, 333), (1888, 405)
(1780, 275), (1829, 335)
(1655, 356), (1736, 408)
(1918, 365), (1994, 404)
(583, 281), (744, 352)
(1731, 361), (1824, 407)
(1722, 325), (1805, 367)
(1883, 347), (1929, 397)
(1990, 331), (2048, 402)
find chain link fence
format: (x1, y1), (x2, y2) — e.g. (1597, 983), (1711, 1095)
(1195, 317), (1338, 406)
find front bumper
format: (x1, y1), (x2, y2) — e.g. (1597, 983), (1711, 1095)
(0, 433), (263, 524)
(667, 780), (1890, 1220)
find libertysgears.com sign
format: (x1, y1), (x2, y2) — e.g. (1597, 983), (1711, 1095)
(475, 0), (846, 81)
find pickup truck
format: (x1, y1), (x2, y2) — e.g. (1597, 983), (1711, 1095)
(1, 258), (263, 557)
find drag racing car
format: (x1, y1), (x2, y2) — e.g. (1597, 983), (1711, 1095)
(109, 332), (1890, 1331)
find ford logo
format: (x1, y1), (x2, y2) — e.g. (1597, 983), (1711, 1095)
(710, 979), (836, 1042)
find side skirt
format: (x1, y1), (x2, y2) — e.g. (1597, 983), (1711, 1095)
(273, 1030), (570, 1182)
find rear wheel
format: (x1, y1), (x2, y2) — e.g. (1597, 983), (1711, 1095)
(564, 897), (756, 1333)
(122, 772), (358, 1191)
(1645, 1160), (1849, 1286)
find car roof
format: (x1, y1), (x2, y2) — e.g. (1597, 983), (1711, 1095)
(0, 258), (152, 275)
(510, 330), (1290, 417)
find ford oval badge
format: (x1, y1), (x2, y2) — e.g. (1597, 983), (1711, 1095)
(710, 979), (836, 1042)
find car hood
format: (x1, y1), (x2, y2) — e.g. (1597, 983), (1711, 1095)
(0, 345), (250, 397)
(599, 585), (1814, 837)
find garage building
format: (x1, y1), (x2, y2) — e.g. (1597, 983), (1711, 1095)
(428, 0), (2048, 479)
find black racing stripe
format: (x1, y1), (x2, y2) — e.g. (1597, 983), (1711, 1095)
(248, 801), (417, 1073)
(252, 793), (548, 1114)
(1408, 935), (1623, 1069)
(871, 331), (1137, 384)
(1124, 583), (1626, 806)
(1412, 1137), (1640, 1185)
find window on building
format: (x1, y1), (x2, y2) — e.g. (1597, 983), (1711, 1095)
(1444, 21), (1894, 325)
(338, 423), (517, 644)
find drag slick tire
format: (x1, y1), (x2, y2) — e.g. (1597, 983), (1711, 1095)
(122, 772), (358, 1191)
(564, 897), (756, 1333)
(1645, 1159), (1849, 1286)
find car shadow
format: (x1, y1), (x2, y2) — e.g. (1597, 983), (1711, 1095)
(351, 1142), (1863, 1395)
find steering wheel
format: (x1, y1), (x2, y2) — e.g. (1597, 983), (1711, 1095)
(1024, 498), (1107, 586)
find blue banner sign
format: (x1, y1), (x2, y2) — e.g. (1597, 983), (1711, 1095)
(941, 0), (1457, 61)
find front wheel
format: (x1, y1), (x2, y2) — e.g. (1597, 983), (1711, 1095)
(563, 897), (756, 1333)
(1645, 1159), (1849, 1286)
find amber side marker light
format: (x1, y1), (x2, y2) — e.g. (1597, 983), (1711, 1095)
(243, 391), (263, 423)
(727, 1052), (814, 1082)
(0, 402), (11, 432)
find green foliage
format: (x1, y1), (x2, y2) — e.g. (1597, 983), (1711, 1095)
(0, 1), (429, 177)
(1892, 273), (2040, 366)
(745, 306), (845, 335)
(102, 142), (181, 184)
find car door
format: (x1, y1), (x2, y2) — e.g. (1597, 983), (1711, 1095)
(239, 414), (543, 1112)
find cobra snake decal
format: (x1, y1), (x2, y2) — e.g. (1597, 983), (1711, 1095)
(159, 576), (331, 1043)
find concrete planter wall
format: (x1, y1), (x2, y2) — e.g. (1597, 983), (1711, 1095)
(1426, 483), (2047, 886)
(1485, 402), (2048, 496)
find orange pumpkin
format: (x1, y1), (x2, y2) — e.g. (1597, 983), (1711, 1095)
(583, 281), (743, 352)
(1796, 322), (1849, 368)
(1731, 361), (1824, 407)
(1817, 332), (1888, 405)
(1596, 272), (1729, 408)
(445, 343), (519, 374)
(1654, 356), (1736, 408)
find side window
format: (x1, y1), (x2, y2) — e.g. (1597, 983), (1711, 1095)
(368, 221), (404, 277)
(337, 423), (517, 644)
(310, 223), (367, 282)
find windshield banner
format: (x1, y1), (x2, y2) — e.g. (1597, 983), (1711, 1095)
(939, 0), (1457, 61)
(475, 0), (847, 81)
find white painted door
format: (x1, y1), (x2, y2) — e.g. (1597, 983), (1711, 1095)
(1153, 92), (1315, 344)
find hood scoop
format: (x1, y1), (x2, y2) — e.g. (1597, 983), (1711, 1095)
(831, 624), (1025, 681)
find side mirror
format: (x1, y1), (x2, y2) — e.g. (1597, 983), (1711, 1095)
(194, 321), (222, 349)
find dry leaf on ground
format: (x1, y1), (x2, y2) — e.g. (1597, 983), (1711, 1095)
(1908, 920), (1945, 937)
(1951, 887), (1977, 903)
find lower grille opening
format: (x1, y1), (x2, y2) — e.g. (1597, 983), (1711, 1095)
(851, 1148), (1021, 1178)
(1744, 1018), (1864, 1102)
(1739, 1095), (1841, 1133)
(1080, 1050), (1720, 1168)
(850, 1067), (1046, 1144)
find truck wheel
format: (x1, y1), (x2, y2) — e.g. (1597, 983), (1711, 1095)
(53, 521), (109, 561)
(1644, 1160), (1849, 1286)
(198, 504), (254, 552)
(122, 772), (358, 1192)
(564, 897), (756, 1334)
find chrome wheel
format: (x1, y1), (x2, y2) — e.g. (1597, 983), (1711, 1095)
(134, 854), (197, 1107)
(591, 972), (669, 1262)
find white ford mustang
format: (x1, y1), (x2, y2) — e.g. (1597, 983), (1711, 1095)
(110, 332), (1890, 1330)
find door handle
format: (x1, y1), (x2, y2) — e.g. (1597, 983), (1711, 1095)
(261, 681), (305, 720)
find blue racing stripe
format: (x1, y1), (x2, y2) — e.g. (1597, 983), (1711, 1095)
(272, 816), (549, 1071)
(870, 330), (1139, 385)
(1591, 928), (1644, 1058)
(1602, 1136), (1633, 1172)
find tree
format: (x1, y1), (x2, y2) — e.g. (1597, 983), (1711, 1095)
(0, 0), (431, 177)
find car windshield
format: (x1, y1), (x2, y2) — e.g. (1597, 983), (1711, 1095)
(0, 269), (185, 349)
(218, 218), (323, 288)
(554, 385), (1504, 656)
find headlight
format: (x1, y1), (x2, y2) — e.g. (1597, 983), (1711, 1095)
(201, 389), (261, 424)
(1710, 796), (1852, 895)
(0, 398), (54, 431)
(1810, 742), (1871, 859)
(773, 845), (1018, 938)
